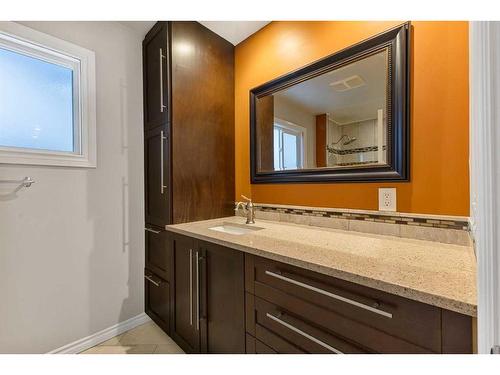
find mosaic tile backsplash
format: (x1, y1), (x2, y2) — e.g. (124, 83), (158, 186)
(235, 203), (471, 246)
(255, 205), (468, 231)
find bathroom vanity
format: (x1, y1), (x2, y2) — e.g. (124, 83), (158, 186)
(141, 21), (476, 354)
(149, 216), (476, 354)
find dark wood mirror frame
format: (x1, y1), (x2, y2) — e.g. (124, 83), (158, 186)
(250, 22), (410, 184)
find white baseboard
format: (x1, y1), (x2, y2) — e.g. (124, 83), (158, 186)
(47, 313), (152, 354)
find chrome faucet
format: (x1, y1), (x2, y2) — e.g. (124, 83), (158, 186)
(235, 195), (255, 224)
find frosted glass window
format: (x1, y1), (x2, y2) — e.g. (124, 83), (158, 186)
(0, 47), (75, 152)
(0, 22), (96, 167)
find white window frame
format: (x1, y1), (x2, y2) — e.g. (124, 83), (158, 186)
(0, 22), (96, 168)
(274, 117), (306, 170)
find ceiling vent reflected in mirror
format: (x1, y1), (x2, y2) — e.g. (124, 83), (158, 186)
(329, 75), (366, 92)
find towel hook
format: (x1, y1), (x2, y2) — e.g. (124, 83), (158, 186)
(0, 176), (36, 188)
(22, 177), (35, 187)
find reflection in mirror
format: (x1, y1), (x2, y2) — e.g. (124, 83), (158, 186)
(255, 48), (389, 173)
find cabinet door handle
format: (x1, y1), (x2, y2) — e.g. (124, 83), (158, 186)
(265, 270), (392, 319)
(266, 313), (343, 354)
(159, 48), (167, 113)
(145, 227), (161, 234)
(160, 130), (167, 194)
(195, 250), (200, 331)
(144, 274), (161, 287)
(189, 248), (193, 326)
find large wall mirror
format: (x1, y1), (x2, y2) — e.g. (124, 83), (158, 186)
(250, 23), (410, 183)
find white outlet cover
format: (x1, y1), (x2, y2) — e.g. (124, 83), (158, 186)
(378, 188), (397, 212)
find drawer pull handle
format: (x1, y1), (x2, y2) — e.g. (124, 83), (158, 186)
(266, 313), (343, 354)
(145, 227), (161, 234)
(265, 270), (392, 319)
(144, 274), (161, 287)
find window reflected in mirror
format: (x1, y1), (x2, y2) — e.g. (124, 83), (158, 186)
(255, 48), (389, 173)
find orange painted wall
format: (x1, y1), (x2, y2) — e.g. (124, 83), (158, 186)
(234, 21), (470, 216)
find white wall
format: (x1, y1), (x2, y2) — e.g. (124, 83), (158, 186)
(274, 95), (316, 168)
(0, 22), (145, 353)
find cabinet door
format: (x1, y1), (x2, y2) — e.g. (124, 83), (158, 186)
(145, 270), (170, 334)
(200, 241), (245, 353)
(144, 126), (170, 227)
(145, 227), (171, 281)
(143, 22), (169, 131)
(172, 235), (201, 353)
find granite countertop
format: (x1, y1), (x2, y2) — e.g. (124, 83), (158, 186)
(166, 216), (477, 317)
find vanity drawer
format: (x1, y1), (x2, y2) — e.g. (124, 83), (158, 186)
(247, 290), (434, 354)
(145, 227), (172, 281)
(249, 294), (369, 354)
(145, 269), (170, 334)
(245, 254), (441, 353)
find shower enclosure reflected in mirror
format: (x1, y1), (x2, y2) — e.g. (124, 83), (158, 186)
(250, 23), (410, 183)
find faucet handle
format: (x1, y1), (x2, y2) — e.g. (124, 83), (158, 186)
(241, 194), (252, 202)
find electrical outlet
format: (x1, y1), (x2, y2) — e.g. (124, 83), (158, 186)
(378, 188), (396, 212)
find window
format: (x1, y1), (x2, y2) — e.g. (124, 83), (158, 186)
(273, 119), (305, 170)
(0, 22), (96, 167)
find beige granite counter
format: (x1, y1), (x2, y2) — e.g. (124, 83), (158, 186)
(166, 216), (477, 317)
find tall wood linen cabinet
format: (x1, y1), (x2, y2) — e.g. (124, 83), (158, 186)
(142, 22), (235, 342)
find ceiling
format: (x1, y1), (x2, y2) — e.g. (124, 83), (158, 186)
(121, 21), (270, 45)
(198, 21), (270, 45)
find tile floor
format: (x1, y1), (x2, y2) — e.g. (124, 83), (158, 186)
(80, 321), (185, 354)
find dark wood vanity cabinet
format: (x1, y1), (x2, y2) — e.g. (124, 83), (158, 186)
(142, 21), (235, 338)
(169, 233), (246, 353)
(143, 23), (172, 330)
(143, 21), (235, 228)
(161, 232), (473, 354)
(244, 254), (473, 354)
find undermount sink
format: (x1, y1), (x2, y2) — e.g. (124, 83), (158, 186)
(208, 222), (264, 235)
